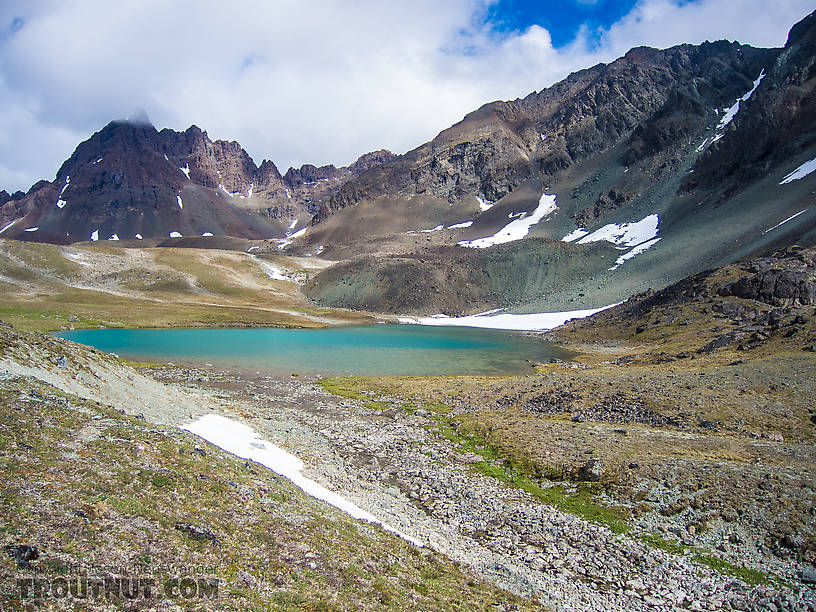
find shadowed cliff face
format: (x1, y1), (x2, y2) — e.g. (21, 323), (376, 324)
(683, 10), (816, 201)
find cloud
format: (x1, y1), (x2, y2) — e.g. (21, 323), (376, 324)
(0, 0), (812, 191)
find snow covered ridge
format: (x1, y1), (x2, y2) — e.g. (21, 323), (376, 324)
(459, 192), (558, 249)
(182, 414), (422, 547)
(399, 303), (619, 332)
(780, 156), (816, 184)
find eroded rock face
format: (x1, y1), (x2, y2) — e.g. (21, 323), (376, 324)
(0, 119), (394, 241)
(320, 39), (777, 220)
(717, 246), (816, 306)
(720, 269), (816, 306)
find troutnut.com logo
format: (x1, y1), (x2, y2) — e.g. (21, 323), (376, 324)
(13, 576), (219, 600)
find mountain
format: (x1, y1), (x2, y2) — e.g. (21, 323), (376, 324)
(1, 12), (814, 318)
(299, 11), (816, 315)
(0, 117), (394, 244)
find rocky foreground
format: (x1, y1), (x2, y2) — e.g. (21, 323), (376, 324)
(0, 309), (814, 609)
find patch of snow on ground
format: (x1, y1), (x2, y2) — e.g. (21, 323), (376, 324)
(609, 237), (661, 271)
(135, 234), (143, 240)
(288, 227), (307, 239)
(93, 157), (103, 164)
(90, 230), (99, 241)
(56, 199), (67, 209)
(288, 219), (298, 230)
(285, 189), (291, 199)
(169, 231), (182, 238)
(577, 214), (659, 247)
(164, 154), (169, 161)
(247, 183), (253, 198)
(24, 227), (38, 232)
(180, 164), (190, 180)
(476, 196), (493, 211)
(246, 246), (259, 252)
(717, 69), (765, 130)
(182, 414), (422, 546)
(399, 303), (618, 331)
(459, 193), (557, 249)
(780, 157), (816, 184)
(108, 234), (119, 241)
(0, 219), (19, 234)
(763, 209), (809, 234)
(202, 232), (213, 237)
(562, 228), (589, 242)
(315, 245), (325, 255)
(421, 225), (444, 233)
(176, 195), (183, 209)
(448, 221), (473, 229)
(256, 259), (289, 281)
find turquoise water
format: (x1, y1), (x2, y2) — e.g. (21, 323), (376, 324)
(55, 324), (572, 376)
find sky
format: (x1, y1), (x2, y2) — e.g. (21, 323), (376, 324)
(0, 0), (812, 192)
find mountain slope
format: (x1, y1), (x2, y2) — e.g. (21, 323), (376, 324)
(0, 118), (394, 244)
(300, 12), (816, 315)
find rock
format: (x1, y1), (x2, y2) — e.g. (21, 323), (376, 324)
(801, 566), (816, 584)
(174, 522), (221, 546)
(4, 544), (40, 568)
(238, 570), (257, 588)
(578, 458), (604, 482)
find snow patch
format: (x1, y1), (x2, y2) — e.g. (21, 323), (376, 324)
(164, 154), (169, 161)
(0, 219), (19, 234)
(202, 232), (214, 237)
(562, 228), (589, 242)
(182, 414), (422, 546)
(476, 196), (493, 211)
(763, 209), (809, 234)
(180, 164), (190, 180)
(576, 214), (659, 248)
(90, 230), (99, 242)
(246, 246), (259, 252)
(459, 193), (557, 248)
(421, 225), (444, 233)
(176, 195), (183, 209)
(448, 221), (473, 229)
(256, 259), (289, 281)
(58, 176), (70, 197)
(169, 231), (182, 238)
(399, 303), (618, 331)
(288, 219), (298, 231)
(56, 199), (67, 209)
(288, 227), (307, 239)
(134, 234), (143, 240)
(608, 237), (661, 271)
(717, 69), (765, 130)
(780, 157), (816, 184)
(108, 234), (119, 241)
(24, 227), (38, 232)
(93, 157), (103, 164)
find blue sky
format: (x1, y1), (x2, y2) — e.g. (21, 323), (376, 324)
(0, 0), (813, 192)
(486, 0), (640, 47)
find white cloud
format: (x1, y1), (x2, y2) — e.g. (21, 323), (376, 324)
(0, 0), (812, 192)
